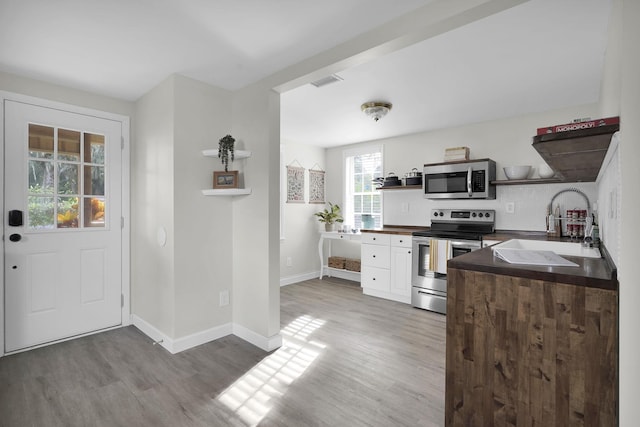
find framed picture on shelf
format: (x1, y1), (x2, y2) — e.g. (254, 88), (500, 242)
(213, 171), (239, 189)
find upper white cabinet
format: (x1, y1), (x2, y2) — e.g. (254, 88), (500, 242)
(201, 148), (252, 196)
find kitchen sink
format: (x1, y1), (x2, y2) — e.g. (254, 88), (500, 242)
(491, 239), (601, 258)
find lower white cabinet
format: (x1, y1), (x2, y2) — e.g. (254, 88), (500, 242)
(361, 233), (412, 304)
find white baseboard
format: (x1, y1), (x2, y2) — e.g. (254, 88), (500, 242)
(131, 314), (176, 353)
(233, 323), (282, 352)
(131, 314), (281, 354)
(172, 323), (233, 353)
(280, 271), (319, 287)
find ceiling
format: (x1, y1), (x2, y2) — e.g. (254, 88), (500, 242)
(281, 0), (613, 147)
(0, 0), (612, 148)
(0, 0), (432, 99)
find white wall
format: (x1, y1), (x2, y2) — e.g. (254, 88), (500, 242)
(133, 76), (176, 336)
(231, 84), (282, 349)
(0, 71), (133, 117)
(325, 104), (599, 231)
(133, 75), (235, 342)
(617, 0), (640, 424)
(173, 75), (234, 337)
(280, 140), (326, 282)
(596, 134), (620, 266)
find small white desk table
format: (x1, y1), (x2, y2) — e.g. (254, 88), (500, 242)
(318, 231), (362, 280)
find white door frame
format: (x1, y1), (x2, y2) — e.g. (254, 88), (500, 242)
(0, 91), (131, 356)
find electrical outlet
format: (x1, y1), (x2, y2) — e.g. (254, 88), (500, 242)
(219, 290), (229, 307)
(286, 257), (292, 267)
(505, 202), (515, 214)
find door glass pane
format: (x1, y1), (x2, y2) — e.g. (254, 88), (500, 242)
(84, 133), (105, 164)
(29, 124), (54, 159)
(28, 196), (55, 229)
(28, 160), (54, 193)
(84, 197), (105, 228)
(58, 128), (81, 161)
(84, 165), (104, 195)
(26, 123), (109, 231)
(57, 163), (79, 194)
(57, 196), (79, 228)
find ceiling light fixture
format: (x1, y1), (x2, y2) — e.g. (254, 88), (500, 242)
(361, 102), (392, 122)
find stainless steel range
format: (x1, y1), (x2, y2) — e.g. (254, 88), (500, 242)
(411, 209), (495, 314)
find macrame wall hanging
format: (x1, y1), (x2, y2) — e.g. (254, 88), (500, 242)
(308, 164), (325, 204)
(286, 160), (305, 203)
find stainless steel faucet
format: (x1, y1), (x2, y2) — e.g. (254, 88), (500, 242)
(547, 188), (592, 242)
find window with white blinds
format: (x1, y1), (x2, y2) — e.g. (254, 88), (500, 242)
(344, 146), (383, 229)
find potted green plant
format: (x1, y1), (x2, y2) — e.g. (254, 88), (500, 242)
(218, 134), (235, 172)
(314, 202), (344, 231)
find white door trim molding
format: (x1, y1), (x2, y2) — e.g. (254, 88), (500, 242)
(0, 91), (131, 356)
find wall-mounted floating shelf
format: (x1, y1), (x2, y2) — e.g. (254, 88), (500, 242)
(201, 148), (252, 196)
(201, 149), (252, 159)
(491, 178), (563, 185)
(377, 184), (422, 191)
(201, 188), (252, 196)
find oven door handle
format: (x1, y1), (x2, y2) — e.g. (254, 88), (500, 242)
(449, 240), (482, 250)
(467, 166), (473, 197)
(417, 288), (447, 298)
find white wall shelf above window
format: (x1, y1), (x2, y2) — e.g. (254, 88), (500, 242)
(201, 149), (252, 159)
(201, 188), (252, 196)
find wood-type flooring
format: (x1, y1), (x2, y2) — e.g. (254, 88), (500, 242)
(0, 277), (446, 426)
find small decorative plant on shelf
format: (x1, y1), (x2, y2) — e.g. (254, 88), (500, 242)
(218, 134), (235, 172)
(314, 202), (344, 232)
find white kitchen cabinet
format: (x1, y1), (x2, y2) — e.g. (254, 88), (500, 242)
(361, 266), (390, 292)
(361, 233), (412, 304)
(361, 243), (390, 269)
(390, 244), (412, 304)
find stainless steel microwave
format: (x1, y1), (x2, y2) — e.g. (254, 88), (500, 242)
(423, 159), (496, 199)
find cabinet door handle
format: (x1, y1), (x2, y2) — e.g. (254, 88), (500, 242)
(408, 250), (411, 254)
(399, 239), (403, 243)
(372, 255), (376, 258)
(373, 277), (376, 281)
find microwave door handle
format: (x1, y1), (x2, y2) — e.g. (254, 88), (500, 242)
(467, 167), (473, 197)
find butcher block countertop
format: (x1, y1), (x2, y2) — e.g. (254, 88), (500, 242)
(449, 246), (617, 291)
(360, 225), (425, 235)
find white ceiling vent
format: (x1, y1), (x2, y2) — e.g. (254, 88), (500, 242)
(310, 74), (343, 88)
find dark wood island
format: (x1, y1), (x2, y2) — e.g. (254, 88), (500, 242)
(445, 245), (618, 426)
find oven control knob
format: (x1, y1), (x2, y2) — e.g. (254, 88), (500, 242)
(439, 212), (444, 217)
(478, 213), (484, 218)
(433, 212), (439, 217)
(472, 212), (477, 217)
(485, 212), (491, 218)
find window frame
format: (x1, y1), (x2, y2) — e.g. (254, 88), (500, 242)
(343, 145), (384, 229)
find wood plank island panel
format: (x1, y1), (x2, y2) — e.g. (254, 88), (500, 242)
(445, 268), (618, 427)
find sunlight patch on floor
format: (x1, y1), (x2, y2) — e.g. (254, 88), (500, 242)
(217, 315), (326, 426)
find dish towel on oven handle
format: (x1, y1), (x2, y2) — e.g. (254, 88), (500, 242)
(428, 239), (452, 274)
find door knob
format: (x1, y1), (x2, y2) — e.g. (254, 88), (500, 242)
(9, 233), (22, 242)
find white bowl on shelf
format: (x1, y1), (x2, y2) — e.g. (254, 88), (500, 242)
(503, 165), (531, 180)
(538, 163), (555, 179)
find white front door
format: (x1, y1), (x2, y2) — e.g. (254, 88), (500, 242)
(4, 99), (123, 353)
